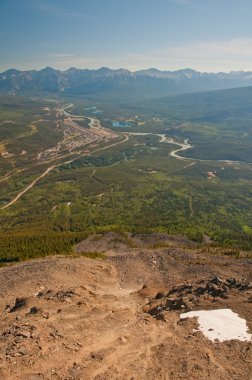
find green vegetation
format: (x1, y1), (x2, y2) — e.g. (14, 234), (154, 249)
(0, 232), (88, 263)
(0, 89), (252, 262)
(148, 87), (252, 163)
(0, 96), (61, 176)
(77, 252), (106, 259)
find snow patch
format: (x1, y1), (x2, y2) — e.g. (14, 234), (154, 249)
(180, 309), (252, 342)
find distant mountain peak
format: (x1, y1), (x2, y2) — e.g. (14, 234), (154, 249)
(40, 66), (54, 71)
(1, 67), (252, 97)
(97, 67), (112, 73)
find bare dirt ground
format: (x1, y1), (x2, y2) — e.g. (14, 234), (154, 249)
(0, 232), (251, 379)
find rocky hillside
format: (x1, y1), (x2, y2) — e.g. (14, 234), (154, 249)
(0, 232), (251, 379)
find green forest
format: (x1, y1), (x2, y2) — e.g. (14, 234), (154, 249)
(0, 88), (252, 262)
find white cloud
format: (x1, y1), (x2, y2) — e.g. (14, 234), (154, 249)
(3, 38), (252, 73)
(50, 54), (75, 58)
(173, 0), (194, 5)
(171, 38), (252, 59)
(32, 0), (90, 18)
(124, 38), (252, 72)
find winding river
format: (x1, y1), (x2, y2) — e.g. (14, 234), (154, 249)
(127, 132), (252, 165)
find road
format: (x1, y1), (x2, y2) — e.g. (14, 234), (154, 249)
(1, 165), (55, 210)
(2, 107), (250, 210)
(1, 109), (128, 210)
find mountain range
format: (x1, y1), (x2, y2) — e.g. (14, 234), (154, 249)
(1, 67), (252, 97)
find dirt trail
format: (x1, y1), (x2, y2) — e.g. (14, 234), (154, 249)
(1, 166), (55, 210)
(1, 107), (128, 210)
(0, 133), (128, 210)
(0, 169), (23, 183)
(0, 233), (251, 379)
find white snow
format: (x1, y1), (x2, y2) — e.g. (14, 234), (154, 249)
(180, 309), (252, 342)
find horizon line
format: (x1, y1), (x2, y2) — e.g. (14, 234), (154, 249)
(1, 66), (251, 75)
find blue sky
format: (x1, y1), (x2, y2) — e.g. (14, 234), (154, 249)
(1, 0), (252, 72)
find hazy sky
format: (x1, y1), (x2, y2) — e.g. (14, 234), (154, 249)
(1, 0), (252, 72)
